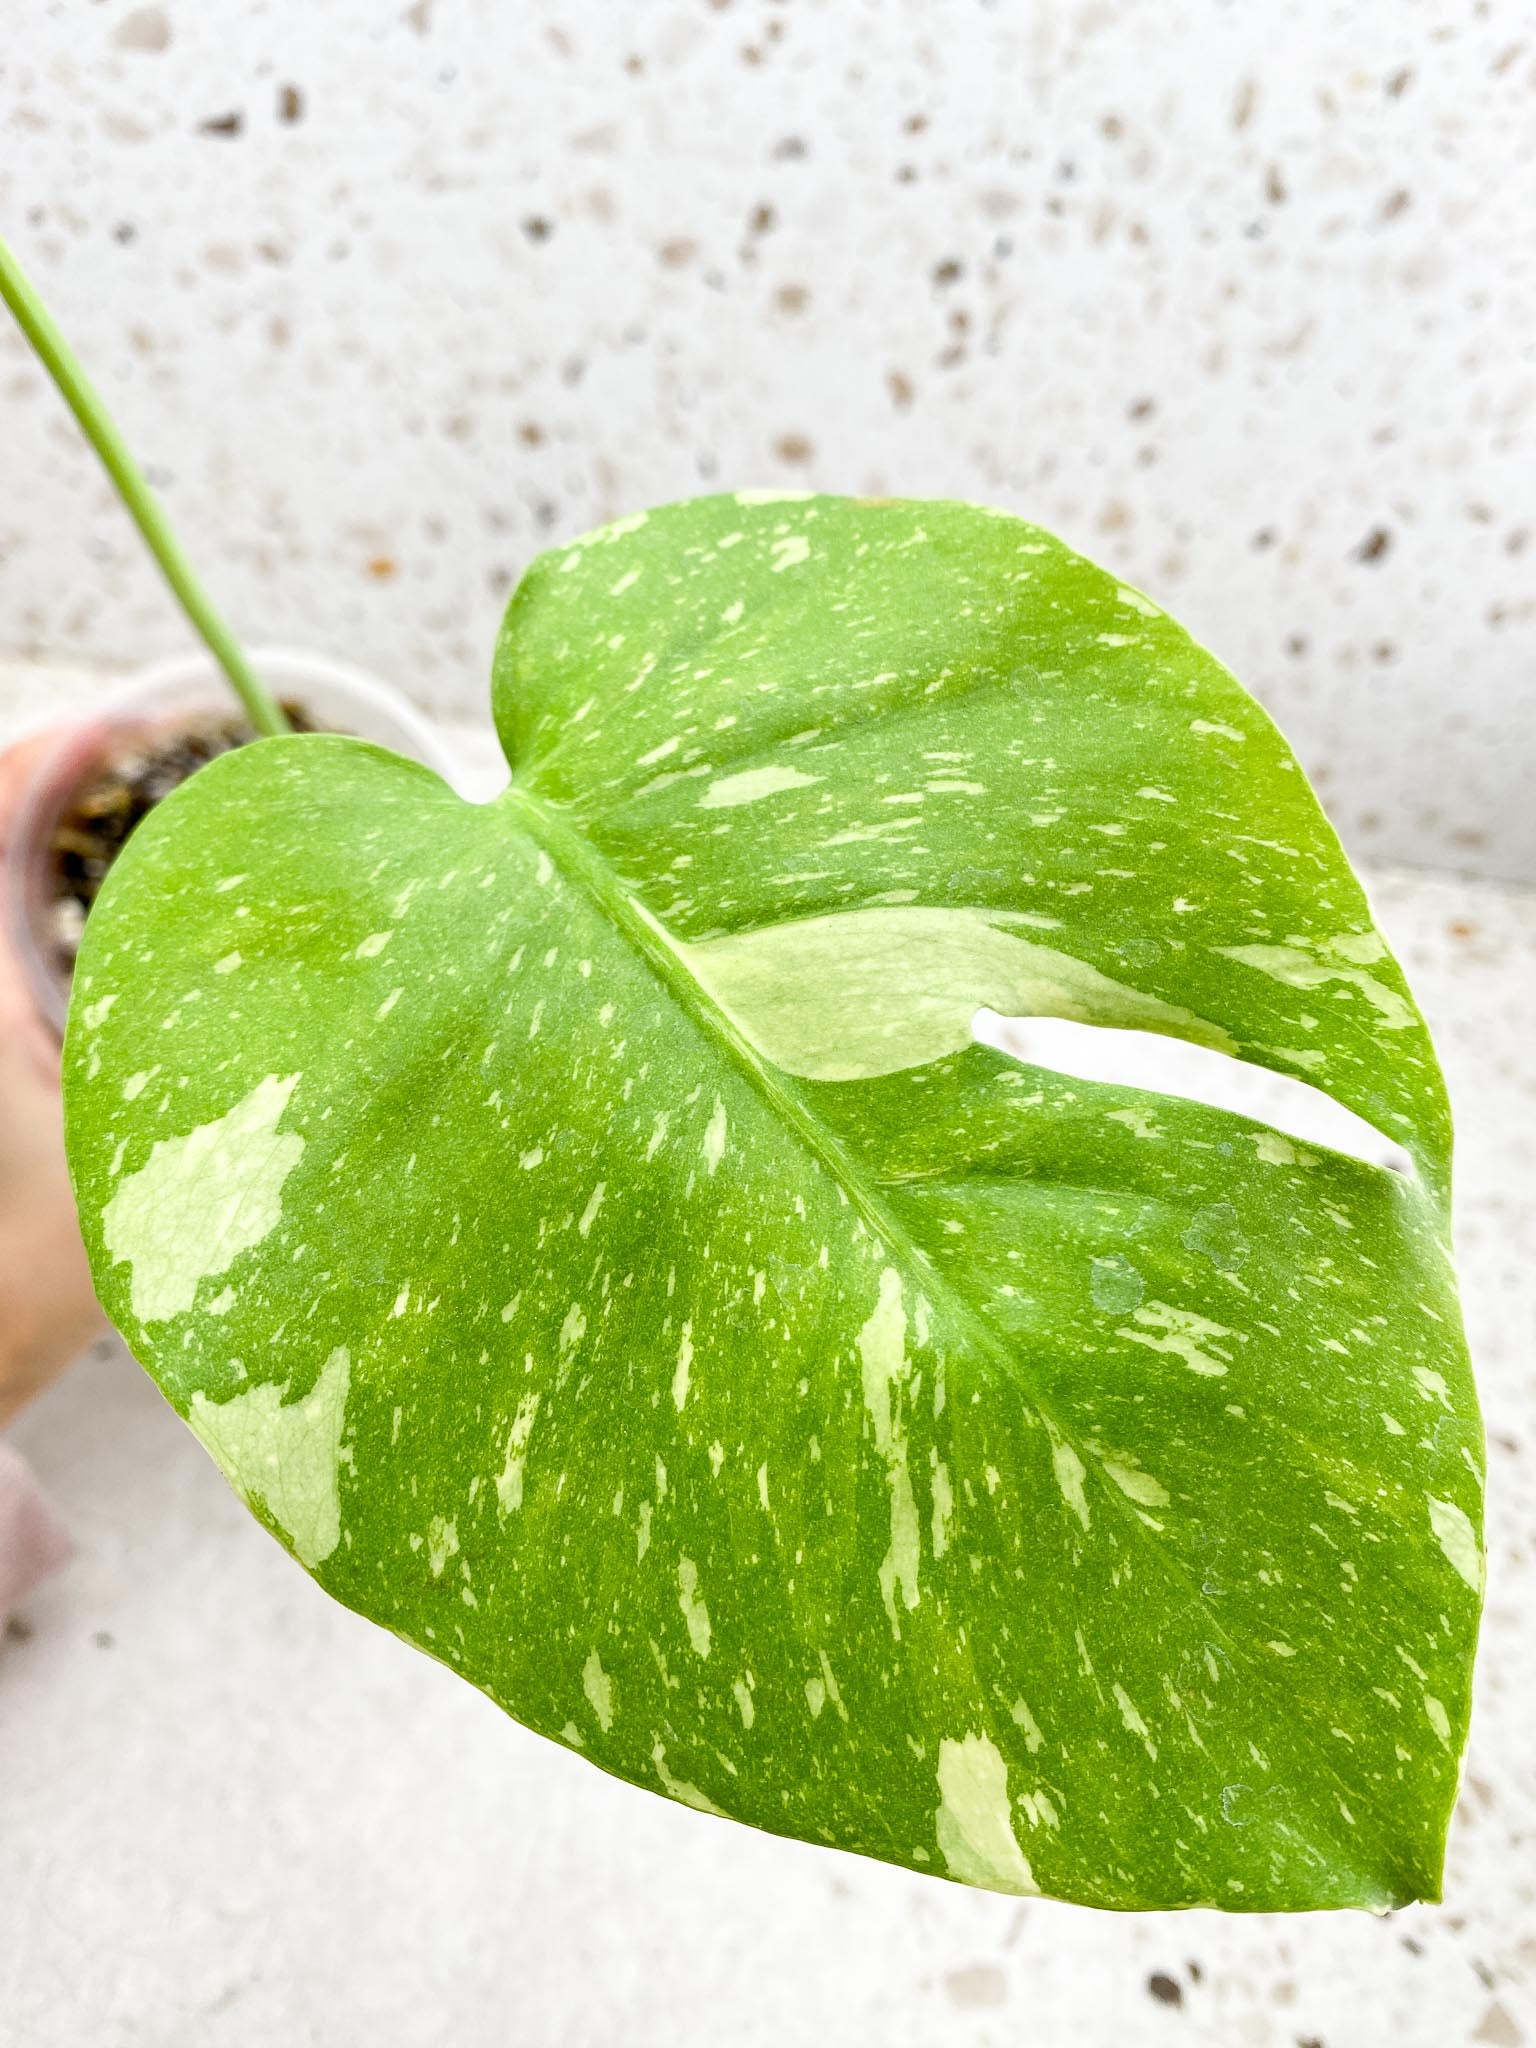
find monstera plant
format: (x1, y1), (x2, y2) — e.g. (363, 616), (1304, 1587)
(7, 245), (1483, 1916)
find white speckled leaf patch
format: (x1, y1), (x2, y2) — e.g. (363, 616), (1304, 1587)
(63, 495), (1482, 1911)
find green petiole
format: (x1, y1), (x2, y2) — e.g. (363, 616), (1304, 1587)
(0, 233), (289, 737)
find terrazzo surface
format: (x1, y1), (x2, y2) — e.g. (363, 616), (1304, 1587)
(0, 674), (1531, 2045)
(2, 0), (1534, 879)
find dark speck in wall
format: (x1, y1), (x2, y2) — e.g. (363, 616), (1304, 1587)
(522, 216), (554, 242)
(944, 1964), (1006, 2010)
(774, 433), (814, 465)
(114, 6), (170, 52)
(1356, 526), (1393, 563)
(278, 84), (305, 123)
(1147, 1972), (1183, 2006)
(932, 258), (963, 287)
(1470, 2001), (1523, 2046)
(92, 1630), (115, 1650)
(199, 111), (245, 138)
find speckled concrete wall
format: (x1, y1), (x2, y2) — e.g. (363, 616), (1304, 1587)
(2, 1), (1533, 879)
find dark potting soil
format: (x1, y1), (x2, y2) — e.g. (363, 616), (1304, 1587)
(45, 699), (321, 975)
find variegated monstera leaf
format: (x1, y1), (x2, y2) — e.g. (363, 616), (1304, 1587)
(64, 494), (1482, 1913)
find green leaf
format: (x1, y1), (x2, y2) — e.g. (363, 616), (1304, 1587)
(63, 494), (1482, 1912)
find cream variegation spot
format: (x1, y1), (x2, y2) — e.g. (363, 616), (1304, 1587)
(681, 906), (1235, 1082)
(1427, 1496), (1482, 1594)
(858, 1267), (921, 1631)
(1219, 942), (1413, 1030)
(187, 1346), (350, 1569)
(698, 764), (820, 811)
(100, 1074), (305, 1321)
(935, 1734), (1038, 1895)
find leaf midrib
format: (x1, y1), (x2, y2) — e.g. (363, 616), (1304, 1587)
(497, 779), (1411, 1883)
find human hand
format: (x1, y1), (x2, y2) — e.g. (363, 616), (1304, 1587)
(0, 733), (104, 1430)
